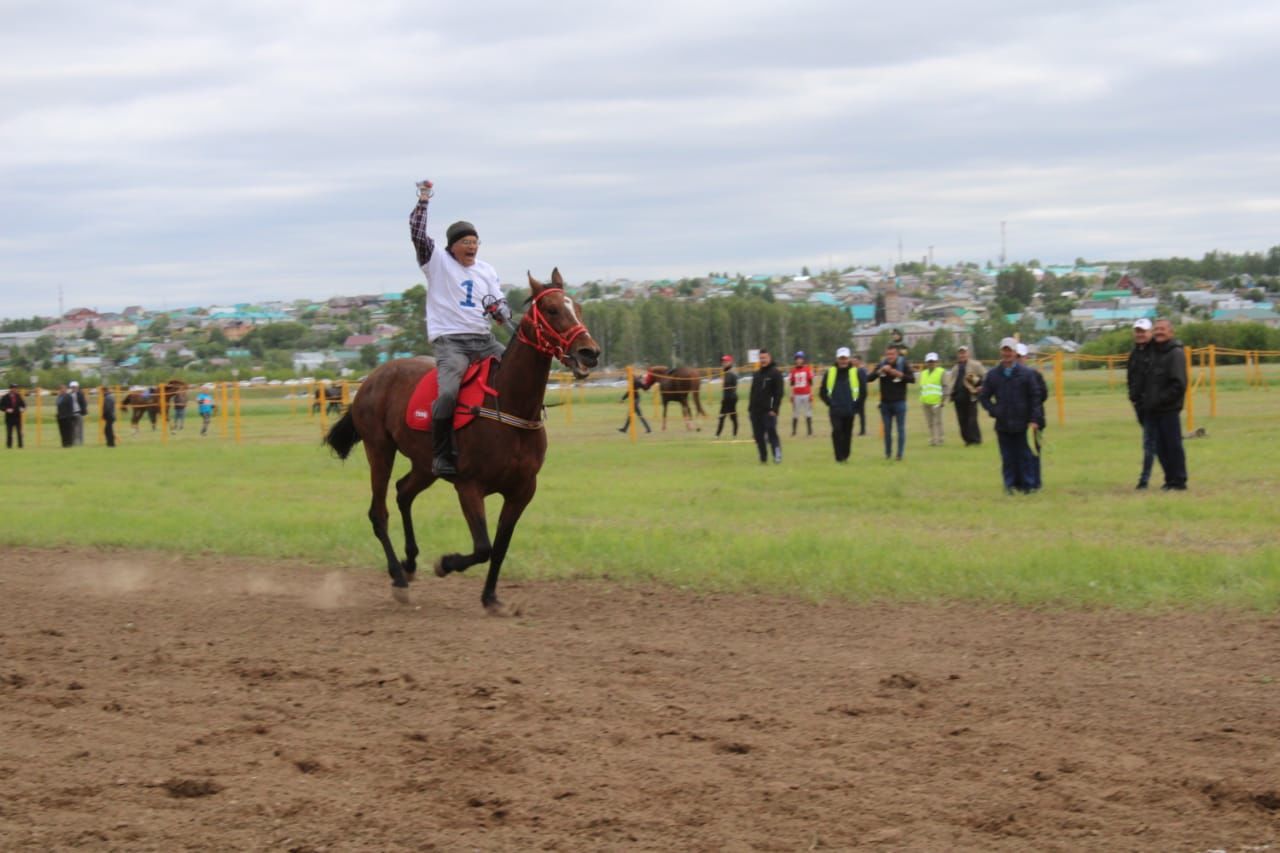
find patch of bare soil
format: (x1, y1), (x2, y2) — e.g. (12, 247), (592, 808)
(1, 547), (1277, 851)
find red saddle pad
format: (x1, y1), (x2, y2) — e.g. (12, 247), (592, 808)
(405, 358), (498, 432)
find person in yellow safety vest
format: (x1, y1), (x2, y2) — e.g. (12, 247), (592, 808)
(818, 347), (860, 463)
(919, 352), (946, 446)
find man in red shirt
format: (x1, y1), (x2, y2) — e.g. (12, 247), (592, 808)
(789, 351), (815, 437)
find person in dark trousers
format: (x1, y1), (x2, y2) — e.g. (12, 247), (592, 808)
(1126, 318), (1157, 489)
(748, 349), (785, 464)
(945, 345), (985, 445)
(850, 354), (869, 435)
(1141, 318), (1188, 490)
(980, 337), (1045, 494)
(715, 354), (739, 438)
(55, 383), (77, 448)
(70, 380), (88, 446)
(618, 375), (652, 434)
(818, 347), (859, 462)
(101, 386), (117, 448)
(1016, 343), (1049, 490)
(867, 344), (914, 460)
(2, 383), (26, 449)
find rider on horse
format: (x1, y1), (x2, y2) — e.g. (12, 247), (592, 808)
(410, 179), (513, 478)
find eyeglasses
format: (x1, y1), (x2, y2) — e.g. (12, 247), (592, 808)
(454, 238), (480, 248)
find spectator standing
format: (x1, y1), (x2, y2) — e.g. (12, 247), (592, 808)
(1141, 319), (1189, 491)
(748, 349), (785, 464)
(70, 381), (87, 445)
(850, 354), (869, 436)
(980, 338), (1045, 494)
(945, 345), (985, 445)
(715, 354), (739, 438)
(197, 390), (217, 436)
(2, 383), (26, 449)
(618, 374), (652, 434)
(170, 385), (187, 432)
(56, 384), (77, 448)
(867, 344), (914, 460)
(788, 351), (815, 437)
(1126, 319), (1157, 489)
(101, 386), (117, 448)
(918, 352), (946, 446)
(818, 347), (859, 463)
(1016, 343), (1049, 490)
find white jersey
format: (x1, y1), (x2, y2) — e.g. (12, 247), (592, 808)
(421, 250), (504, 342)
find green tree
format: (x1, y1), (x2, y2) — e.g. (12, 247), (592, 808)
(83, 322), (102, 343)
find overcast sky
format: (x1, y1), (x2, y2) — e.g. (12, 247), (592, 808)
(2, 0), (1277, 320)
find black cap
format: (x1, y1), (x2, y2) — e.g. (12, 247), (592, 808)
(446, 220), (478, 248)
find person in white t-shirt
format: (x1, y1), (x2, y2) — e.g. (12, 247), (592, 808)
(409, 179), (512, 477)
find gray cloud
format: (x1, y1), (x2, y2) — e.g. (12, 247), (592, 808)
(2, 0), (1277, 317)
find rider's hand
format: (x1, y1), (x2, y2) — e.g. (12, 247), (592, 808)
(416, 180), (434, 201)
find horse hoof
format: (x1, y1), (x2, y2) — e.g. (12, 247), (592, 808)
(391, 585), (410, 605)
(433, 558), (447, 578)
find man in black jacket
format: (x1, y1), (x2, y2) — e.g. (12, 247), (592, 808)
(980, 338), (1045, 494)
(818, 347), (859, 462)
(748, 349), (785, 464)
(56, 384), (77, 448)
(867, 344), (914, 460)
(1126, 319), (1157, 489)
(1142, 319), (1188, 490)
(1, 383), (26, 449)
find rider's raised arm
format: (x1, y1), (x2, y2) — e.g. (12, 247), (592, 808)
(409, 190), (435, 268)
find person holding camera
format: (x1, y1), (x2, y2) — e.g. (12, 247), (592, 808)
(867, 343), (914, 460)
(410, 179), (512, 478)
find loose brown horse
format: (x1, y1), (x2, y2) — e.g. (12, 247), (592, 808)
(641, 365), (706, 430)
(121, 380), (185, 433)
(324, 270), (600, 610)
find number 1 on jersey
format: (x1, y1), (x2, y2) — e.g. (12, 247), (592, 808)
(459, 280), (477, 307)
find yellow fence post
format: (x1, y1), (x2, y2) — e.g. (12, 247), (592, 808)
(1209, 344), (1217, 418)
(1184, 345), (1195, 432)
(1054, 351), (1065, 427)
(626, 365), (637, 442)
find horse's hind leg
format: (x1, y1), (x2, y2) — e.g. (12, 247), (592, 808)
(363, 441), (411, 601)
(394, 464), (436, 581)
(434, 483), (490, 579)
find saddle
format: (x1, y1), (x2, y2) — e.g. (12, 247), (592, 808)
(405, 358), (498, 432)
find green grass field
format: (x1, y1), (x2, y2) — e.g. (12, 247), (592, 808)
(3, 366), (1278, 610)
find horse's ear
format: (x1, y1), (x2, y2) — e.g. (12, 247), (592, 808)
(527, 271), (544, 295)
(551, 267), (564, 288)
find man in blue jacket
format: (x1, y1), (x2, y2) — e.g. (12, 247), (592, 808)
(980, 338), (1045, 494)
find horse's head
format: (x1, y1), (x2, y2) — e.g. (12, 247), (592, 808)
(521, 268), (601, 380)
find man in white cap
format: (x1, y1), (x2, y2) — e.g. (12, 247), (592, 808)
(918, 352), (946, 446)
(410, 179), (512, 477)
(818, 347), (859, 462)
(1126, 318), (1157, 489)
(979, 337), (1044, 494)
(69, 380), (88, 446)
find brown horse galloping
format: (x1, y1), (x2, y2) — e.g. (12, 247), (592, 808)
(641, 365), (706, 431)
(324, 270), (601, 611)
(121, 380), (185, 433)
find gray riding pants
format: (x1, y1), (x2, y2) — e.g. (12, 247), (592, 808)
(430, 333), (506, 422)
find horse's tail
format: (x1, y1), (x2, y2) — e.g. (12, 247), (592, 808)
(693, 389), (706, 416)
(323, 411), (361, 460)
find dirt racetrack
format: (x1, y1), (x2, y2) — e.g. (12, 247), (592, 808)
(2, 547), (1277, 851)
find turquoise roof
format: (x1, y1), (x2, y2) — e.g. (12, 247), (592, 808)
(1212, 308), (1280, 321)
(1091, 308), (1156, 320)
(808, 292), (839, 306)
(849, 305), (875, 321)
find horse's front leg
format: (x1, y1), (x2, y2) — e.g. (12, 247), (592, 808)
(394, 464), (436, 580)
(434, 483), (491, 579)
(481, 484), (535, 613)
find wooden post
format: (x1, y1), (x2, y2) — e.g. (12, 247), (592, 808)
(1054, 350), (1065, 427)
(1209, 344), (1217, 418)
(1184, 345), (1195, 432)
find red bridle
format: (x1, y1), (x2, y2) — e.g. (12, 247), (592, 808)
(516, 288), (589, 363)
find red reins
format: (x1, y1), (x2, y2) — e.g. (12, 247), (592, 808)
(516, 288), (588, 364)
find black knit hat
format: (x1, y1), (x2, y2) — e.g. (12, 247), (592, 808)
(446, 220), (478, 248)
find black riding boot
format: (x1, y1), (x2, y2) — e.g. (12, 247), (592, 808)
(432, 415), (457, 478)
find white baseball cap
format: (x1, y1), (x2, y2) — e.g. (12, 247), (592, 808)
(925, 352), (939, 362)
(69, 380), (79, 388)
(1133, 318), (1153, 330)
(1015, 343), (1029, 357)
(836, 346), (851, 358)
(999, 337), (1018, 350)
